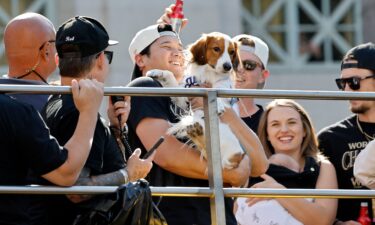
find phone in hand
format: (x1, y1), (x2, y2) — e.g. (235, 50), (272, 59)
(111, 96), (125, 104)
(143, 136), (165, 159)
(110, 96), (125, 130)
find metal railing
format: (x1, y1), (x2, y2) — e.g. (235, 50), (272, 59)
(2, 186), (375, 199)
(2, 84), (375, 225)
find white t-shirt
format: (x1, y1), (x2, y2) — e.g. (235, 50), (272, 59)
(235, 197), (303, 225)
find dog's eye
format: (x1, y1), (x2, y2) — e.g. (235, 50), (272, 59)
(229, 50), (235, 55)
(213, 47), (221, 52)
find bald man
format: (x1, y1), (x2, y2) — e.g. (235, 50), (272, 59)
(0, 12), (57, 111)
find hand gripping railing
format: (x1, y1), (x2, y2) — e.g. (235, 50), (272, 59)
(2, 84), (375, 225)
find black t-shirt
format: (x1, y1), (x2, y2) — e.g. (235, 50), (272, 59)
(42, 94), (125, 225)
(249, 156), (320, 189)
(0, 94), (68, 225)
(239, 104), (264, 134)
(127, 77), (237, 225)
(318, 115), (375, 221)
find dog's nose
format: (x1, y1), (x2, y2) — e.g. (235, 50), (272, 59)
(228, 152), (244, 168)
(223, 62), (232, 72)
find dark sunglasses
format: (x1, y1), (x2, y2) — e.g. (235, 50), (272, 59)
(104, 51), (113, 64)
(235, 60), (263, 72)
(335, 75), (375, 90)
(96, 51), (113, 64)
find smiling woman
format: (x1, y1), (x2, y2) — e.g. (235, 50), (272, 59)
(235, 99), (338, 225)
(258, 99), (319, 160)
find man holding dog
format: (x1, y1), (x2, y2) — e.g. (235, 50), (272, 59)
(126, 11), (269, 224)
(127, 23), (246, 225)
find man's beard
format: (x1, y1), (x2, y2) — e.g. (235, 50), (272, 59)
(350, 104), (370, 114)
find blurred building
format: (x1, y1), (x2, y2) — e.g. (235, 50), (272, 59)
(0, 0), (373, 130)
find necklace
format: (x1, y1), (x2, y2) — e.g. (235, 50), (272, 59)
(238, 99), (254, 118)
(13, 54), (48, 84)
(14, 70), (48, 84)
(356, 116), (375, 141)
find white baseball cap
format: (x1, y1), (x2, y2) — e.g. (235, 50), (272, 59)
(232, 34), (269, 69)
(128, 24), (178, 64)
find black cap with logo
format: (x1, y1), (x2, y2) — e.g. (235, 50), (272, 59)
(341, 42), (375, 71)
(56, 16), (118, 58)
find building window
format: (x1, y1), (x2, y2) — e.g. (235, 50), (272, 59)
(241, 0), (362, 68)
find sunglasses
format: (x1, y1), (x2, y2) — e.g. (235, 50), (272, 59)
(235, 60), (263, 72)
(96, 51), (113, 64)
(335, 75), (375, 90)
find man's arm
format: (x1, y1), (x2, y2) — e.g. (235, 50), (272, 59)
(65, 167), (126, 203)
(136, 117), (249, 186)
(66, 147), (154, 203)
(42, 79), (103, 186)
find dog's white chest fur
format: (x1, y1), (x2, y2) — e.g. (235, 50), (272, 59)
(146, 68), (244, 169)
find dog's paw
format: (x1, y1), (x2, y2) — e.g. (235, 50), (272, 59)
(186, 121), (207, 159)
(167, 114), (194, 138)
(187, 122), (204, 138)
(217, 98), (226, 116)
(146, 69), (177, 87)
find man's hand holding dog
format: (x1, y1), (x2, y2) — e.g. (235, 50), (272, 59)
(189, 82), (212, 111)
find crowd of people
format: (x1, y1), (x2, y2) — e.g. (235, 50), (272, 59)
(0, 3), (375, 225)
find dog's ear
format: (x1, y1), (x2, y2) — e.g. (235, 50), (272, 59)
(189, 35), (207, 65)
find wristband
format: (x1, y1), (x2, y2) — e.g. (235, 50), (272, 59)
(120, 168), (129, 184)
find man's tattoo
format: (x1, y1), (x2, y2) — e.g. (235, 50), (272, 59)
(90, 170), (126, 186)
(75, 167), (126, 186)
(67, 168), (126, 203)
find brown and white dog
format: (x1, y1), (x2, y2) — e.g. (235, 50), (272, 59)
(147, 32), (244, 169)
(185, 32), (238, 89)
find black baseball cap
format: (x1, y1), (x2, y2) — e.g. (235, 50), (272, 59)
(341, 42), (375, 71)
(56, 16), (118, 58)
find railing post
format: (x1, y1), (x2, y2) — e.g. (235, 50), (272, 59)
(203, 90), (226, 225)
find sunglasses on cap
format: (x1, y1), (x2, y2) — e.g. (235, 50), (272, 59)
(235, 60), (263, 72)
(96, 51), (113, 64)
(335, 75), (375, 90)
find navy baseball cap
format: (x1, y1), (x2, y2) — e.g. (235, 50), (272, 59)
(56, 16), (118, 58)
(341, 42), (375, 71)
